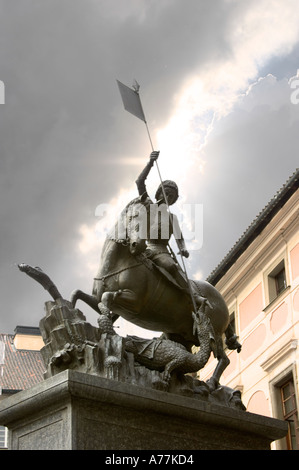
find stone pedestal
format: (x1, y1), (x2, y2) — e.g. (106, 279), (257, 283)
(0, 370), (287, 450)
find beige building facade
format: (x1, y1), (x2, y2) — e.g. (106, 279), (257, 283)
(201, 170), (299, 450)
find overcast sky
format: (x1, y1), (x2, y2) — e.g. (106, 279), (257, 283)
(1, 0), (299, 335)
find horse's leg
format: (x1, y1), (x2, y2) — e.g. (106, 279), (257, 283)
(206, 324), (241, 392)
(207, 336), (230, 391)
(70, 290), (121, 323)
(70, 289), (100, 313)
(107, 288), (142, 312)
(100, 289), (141, 324)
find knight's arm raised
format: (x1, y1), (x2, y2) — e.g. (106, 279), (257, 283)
(135, 151), (160, 196)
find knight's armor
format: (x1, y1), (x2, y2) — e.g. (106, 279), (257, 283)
(135, 155), (188, 290)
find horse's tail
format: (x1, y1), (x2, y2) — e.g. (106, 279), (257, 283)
(224, 323), (242, 353)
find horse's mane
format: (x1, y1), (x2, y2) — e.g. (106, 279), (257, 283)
(123, 196), (145, 212)
(105, 196), (146, 242)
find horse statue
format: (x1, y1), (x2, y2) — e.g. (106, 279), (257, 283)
(70, 196), (241, 390)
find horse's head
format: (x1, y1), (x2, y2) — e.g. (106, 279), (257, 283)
(124, 196), (149, 256)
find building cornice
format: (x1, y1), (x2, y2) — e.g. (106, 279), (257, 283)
(207, 169), (299, 286)
(216, 198), (298, 299)
(260, 339), (298, 372)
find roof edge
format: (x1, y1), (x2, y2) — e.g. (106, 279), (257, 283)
(14, 326), (41, 336)
(206, 169), (299, 286)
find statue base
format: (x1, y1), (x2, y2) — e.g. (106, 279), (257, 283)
(0, 370), (287, 450)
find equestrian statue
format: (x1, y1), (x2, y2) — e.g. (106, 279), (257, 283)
(69, 151), (242, 391)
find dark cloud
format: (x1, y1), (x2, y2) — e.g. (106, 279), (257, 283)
(189, 75), (299, 276)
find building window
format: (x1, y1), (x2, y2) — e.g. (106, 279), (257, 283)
(279, 378), (299, 450)
(267, 260), (287, 303)
(0, 425), (8, 449)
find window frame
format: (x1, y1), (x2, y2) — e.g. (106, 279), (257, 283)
(269, 366), (299, 450)
(280, 378), (299, 450)
(263, 254), (289, 309)
(0, 425), (8, 449)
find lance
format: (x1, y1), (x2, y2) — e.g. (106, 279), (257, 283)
(116, 79), (198, 313)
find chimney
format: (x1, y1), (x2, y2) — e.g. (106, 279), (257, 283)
(13, 326), (44, 351)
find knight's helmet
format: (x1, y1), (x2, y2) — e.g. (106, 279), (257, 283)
(155, 180), (179, 204)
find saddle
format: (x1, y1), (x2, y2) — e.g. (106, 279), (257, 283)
(136, 251), (189, 293)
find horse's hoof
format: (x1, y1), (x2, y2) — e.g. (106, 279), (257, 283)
(104, 356), (122, 368)
(152, 378), (168, 391)
(206, 377), (219, 392)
